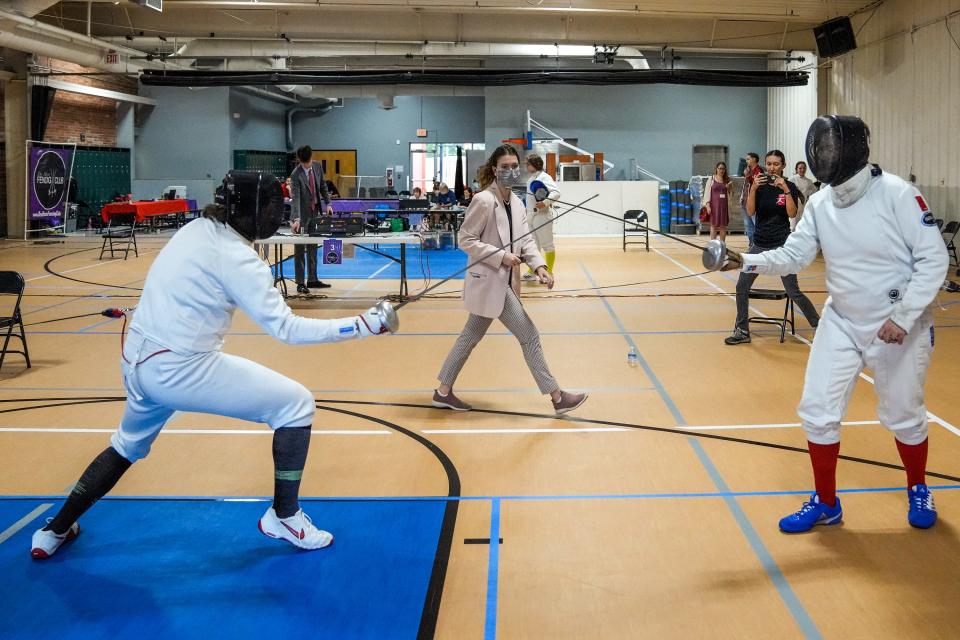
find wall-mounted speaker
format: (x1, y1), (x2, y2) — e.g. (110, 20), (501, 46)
(813, 16), (857, 59)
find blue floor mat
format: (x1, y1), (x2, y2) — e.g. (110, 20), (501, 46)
(277, 245), (467, 280)
(0, 498), (445, 639)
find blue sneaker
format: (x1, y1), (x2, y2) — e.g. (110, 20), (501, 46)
(779, 493), (843, 533)
(907, 484), (937, 529)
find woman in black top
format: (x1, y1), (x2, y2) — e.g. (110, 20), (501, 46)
(725, 150), (820, 345)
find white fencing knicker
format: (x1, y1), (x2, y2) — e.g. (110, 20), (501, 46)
(798, 306), (934, 447)
(111, 329), (316, 462)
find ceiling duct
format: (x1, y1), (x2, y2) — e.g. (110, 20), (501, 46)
(174, 40), (651, 70)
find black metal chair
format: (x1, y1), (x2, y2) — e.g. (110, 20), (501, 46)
(623, 210), (650, 252)
(99, 213), (139, 260)
(748, 289), (795, 343)
(935, 218), (944, 230)
(0, 272), (30, 370)
(943, 220), (958, 275)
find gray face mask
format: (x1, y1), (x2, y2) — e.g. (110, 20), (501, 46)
(496, 167), (522, 187)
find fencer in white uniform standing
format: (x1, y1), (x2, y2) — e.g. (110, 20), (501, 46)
(31, 171), (398, 559)
(722, 116), (949, 533)
(523, 154), (561, 280)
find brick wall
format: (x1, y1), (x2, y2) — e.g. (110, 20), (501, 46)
(42, 59), (137, 147)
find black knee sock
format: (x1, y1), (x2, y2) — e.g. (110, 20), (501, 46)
(272, 426), (311, 519)
(45, 447), (133, 535)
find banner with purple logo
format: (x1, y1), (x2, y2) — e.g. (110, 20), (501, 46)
(28, 144), (74, 221)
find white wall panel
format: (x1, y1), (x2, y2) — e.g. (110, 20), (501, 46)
(824, 0), (960, 221)
(767, 51), (818, 176)
(554, 181), (660, 236)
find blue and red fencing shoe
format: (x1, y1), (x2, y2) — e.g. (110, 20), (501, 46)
(258, 507), (333, 550)
(907, 484), (937, 529)
(779, 493), (843, 533)
(30, 519), (80, 559)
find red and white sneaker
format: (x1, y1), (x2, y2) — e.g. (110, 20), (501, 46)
(258, 507), (333, 550)
(30, 520), (80, 559)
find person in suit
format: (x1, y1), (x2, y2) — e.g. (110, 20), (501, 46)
(290, 145), (334, 294)
(431, 144), (588, 415)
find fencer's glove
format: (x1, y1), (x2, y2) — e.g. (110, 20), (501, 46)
(720, 250), (743, 272)
(358, 307), (389, 337)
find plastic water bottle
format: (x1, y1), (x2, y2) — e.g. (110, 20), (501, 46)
(627, 346), (638, 367)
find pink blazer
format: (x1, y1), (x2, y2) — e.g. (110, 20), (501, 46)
(459, 183), (547, 318)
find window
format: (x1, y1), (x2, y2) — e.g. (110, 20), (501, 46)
(410, 142), (485, 192)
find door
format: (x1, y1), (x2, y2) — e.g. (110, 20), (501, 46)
(311, 150), (357, 194)
(692, 145), (728, 177)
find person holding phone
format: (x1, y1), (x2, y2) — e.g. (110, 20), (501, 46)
(725, 150), (820, 345)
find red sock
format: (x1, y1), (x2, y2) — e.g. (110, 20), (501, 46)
(807, 441), (840, 507)
(895, 437), (928, 488)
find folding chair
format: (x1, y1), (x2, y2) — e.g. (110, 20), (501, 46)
(623, 210), (650, 252)
(748, 289), (795, 343)
(942, 220), (958, 275)
(99, 213), (139, 260)
(0, 272), (30, 370)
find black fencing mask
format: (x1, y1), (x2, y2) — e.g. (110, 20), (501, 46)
(214, 170), (284, 241)
(805, 115), (870, 186)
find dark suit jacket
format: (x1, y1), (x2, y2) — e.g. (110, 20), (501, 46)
(290, 162), (331, 233)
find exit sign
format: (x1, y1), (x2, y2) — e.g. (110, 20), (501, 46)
(416, 129), (428, 138)
(105, 51), (119, 64)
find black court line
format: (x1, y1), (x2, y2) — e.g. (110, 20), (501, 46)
(5, 392), (960, 637)
(313, 405), (461, 640)
(2, 395), (959, 484)
(0, 397), (461, 640)
(464, 538), (503, 545)
(43, 248), (145, 291)
(311, 398), (960, 485)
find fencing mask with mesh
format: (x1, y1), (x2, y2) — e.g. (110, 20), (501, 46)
(805, 115), (870, 186)
(214, 170), (284, 241)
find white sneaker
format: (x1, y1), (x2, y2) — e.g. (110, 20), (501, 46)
(31, 519), (80, 559)
(521, 271), (537, 281)
(258, 507), (333, 550)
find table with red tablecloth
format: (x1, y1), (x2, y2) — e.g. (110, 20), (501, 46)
(101, 199), (197, 224)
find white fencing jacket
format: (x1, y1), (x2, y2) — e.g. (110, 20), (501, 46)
(741, 168), (949, 347)
(130, 217), (361, 355)
(526, 171), (561, 215)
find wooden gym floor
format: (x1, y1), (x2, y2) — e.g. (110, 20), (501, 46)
(0, 232), (958, 639)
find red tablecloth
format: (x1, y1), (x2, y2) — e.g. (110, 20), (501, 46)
(101, 199), (191, 223)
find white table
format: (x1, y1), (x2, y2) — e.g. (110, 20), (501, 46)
(263, 232), (423, 298)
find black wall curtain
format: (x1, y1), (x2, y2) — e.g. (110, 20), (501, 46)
(141, 68), (809, 89)
(454, 146), (464, 200)
(30, 85), (57, 141)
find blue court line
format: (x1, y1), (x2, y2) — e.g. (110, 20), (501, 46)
(11, 484), (958, 503)
(689, 438), (822, 639)
(484, 498), (502, 640)
(578, 260), (687, 426)
(77, 317), (116, 333)
(22, 282), (136, 318)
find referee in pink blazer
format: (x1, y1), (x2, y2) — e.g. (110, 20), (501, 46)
(432, 144), (588, 415)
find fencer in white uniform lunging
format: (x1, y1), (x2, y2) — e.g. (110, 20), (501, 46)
(31, 171), (398, 559)
(722, 116), (949, 533)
